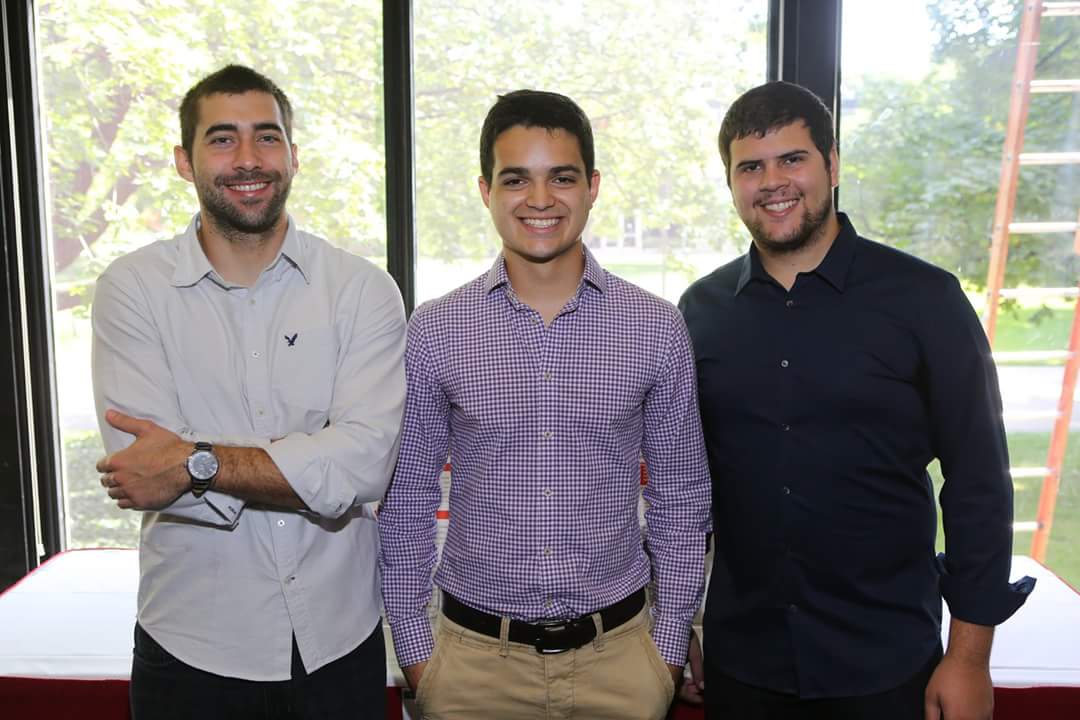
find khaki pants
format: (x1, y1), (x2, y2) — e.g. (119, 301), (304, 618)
(415, 604), (675, 720)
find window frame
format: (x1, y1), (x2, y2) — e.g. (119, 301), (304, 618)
(0, 0), (841, 589)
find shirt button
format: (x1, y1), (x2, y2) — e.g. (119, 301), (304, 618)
(542, 430), (554, 440)
(785, 299), (794, 308)
(542, 371), (553, 381)
(256, 408), (265, 417)
(543, 488), (553, 497)
(782, 486), (791, 495)
(277, 519), (286, 527)
(252, 351), (261, 359)
(545, 599), (554, 609)
(249, 299), (256, 306)
(542, 547), (552, 557)
(780, 359), (789, 368)
(285, 575), (295, 584)
(788, 603), (798, 613)
(781, 423), (791, 432)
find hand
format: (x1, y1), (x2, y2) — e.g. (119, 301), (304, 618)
(403, 660), (427, 693)
(924, 652), (993, 720)
(668, 663), (683, 690)
(96, 410), (191, 510)
(677, 629), (705, 705)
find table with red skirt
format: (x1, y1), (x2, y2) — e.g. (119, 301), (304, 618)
(1, 550), (1078, 719)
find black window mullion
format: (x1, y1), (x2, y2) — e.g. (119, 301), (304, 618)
(383, 0), (417, 316)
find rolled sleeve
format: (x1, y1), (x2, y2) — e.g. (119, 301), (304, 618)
(641, 312), (712, 666)
(266, 269), (406, 518)
(378, 308), (447, 667)
(923, 275), (1034, 624)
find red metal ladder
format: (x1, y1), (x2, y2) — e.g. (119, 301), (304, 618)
(983, 1), (1080, 562)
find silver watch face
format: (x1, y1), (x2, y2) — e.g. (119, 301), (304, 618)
(187, 450), (219, 481)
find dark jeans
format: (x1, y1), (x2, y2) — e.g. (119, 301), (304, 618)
(705, 646), (943, 720)
(130, 622), (386, 720)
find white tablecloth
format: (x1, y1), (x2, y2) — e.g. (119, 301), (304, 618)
(1, 550), (1078, 689)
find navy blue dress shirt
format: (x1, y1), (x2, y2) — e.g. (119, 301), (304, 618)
(679, 213), (1034, 698)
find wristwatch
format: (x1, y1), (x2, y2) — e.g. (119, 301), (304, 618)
(186, 441), (220, 497)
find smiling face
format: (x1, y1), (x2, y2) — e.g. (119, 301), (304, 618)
(174, 91), (298, 240)
(478, 125), (599, 269)
(728, 121), (838, 255)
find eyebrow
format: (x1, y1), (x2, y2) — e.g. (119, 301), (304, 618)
(203, 122), (285, 137)
(735, 149), (808, 169)
(496, 164), (583, 178)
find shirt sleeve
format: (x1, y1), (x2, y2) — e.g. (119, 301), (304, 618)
(377, 308), (448, 667)
(922, 274), (1035, 625)
(91, 268), (243, 527)
(265, 268), (406, 517)
(640, 310), (712, 666)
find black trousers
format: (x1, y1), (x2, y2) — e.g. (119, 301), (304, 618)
(130, 622), (386, 720)
(705, 646), (943, 720)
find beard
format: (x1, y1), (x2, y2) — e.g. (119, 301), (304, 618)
(745, 192), (832, 256)
(195, 169), (292, 240)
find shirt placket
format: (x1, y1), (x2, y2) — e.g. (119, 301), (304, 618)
(524, 308), (560, 617)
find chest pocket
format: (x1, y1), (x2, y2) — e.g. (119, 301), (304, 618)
(275, 325), (338, 412)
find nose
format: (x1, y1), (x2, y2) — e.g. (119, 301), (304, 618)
(759, 160), (788, 191)
(233, 136), (261, 171)
(526, 182), (554, 210)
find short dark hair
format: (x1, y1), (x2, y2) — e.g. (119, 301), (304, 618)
(479, 90), (594, 185)
(179, 65), (293, 158)
(717, 81), (835, 184)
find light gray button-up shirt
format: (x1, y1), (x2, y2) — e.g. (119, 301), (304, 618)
(91, 215), (406, 680)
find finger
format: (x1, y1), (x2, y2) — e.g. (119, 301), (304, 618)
(106, 409), (147, 436)
(117, 498), (135, 510)
(924, 699), (941, 720)
(107, 486), (126, 500)
(96, 454), (112, 473)
(99, 473), (110, 488)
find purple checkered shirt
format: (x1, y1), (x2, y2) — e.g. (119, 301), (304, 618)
(378, 247), (710, 668)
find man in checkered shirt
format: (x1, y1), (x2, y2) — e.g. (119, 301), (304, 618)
(378, 89), (712, 719)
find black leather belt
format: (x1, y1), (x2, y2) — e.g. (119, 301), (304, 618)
(441, 588), (646, 654)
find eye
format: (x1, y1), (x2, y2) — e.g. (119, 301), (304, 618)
(739, 162), (760, 174)
(208, 136), (233, 146)
(552, 175), (577, 186)
(501, 177), (526, 187)
(783, 155), (805, 165)
(258, 134), (281, 144)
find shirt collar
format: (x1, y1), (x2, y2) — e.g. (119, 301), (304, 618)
(733, 211), (857, 295)
(483, 244), (608, 296)
(170, 214), (309, 288)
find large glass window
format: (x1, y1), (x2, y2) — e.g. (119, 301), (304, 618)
(413, 0), (768, 305)
(35, 0), (384, 548)
(842, 0), (1080, 582)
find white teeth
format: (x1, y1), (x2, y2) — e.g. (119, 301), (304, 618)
(232, 182), (268, 192)
(522, 218), (559, 228)
(764, 199), (797, 212)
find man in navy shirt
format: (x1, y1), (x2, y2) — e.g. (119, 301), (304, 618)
(679, 81), (1034, 720)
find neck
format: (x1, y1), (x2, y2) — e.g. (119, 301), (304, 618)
(198, 213), (288, 287)
(757, 211), (841, 291)
(504, 244), (586, 326)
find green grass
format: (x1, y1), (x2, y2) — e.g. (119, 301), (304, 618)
(993, 304), (1075, 356)
(930, 431), (1080, 588)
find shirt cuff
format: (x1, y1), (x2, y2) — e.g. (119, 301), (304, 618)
(650, 612), (691, 667)
(388, 614), (435, 668)
(265, 432), (349, 518)
(938, 552), (1036, 626)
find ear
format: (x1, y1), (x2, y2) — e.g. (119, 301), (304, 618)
(587, 170), (601, 206)
(829, 146), (839, 188)
(290, 143), (299, 173)
(478, 175), (492, 208)
(174, 145), (194, 183)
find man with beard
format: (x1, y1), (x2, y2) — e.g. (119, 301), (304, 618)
(91, 65), (406, 719)
(678, 81), (1034, 720)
